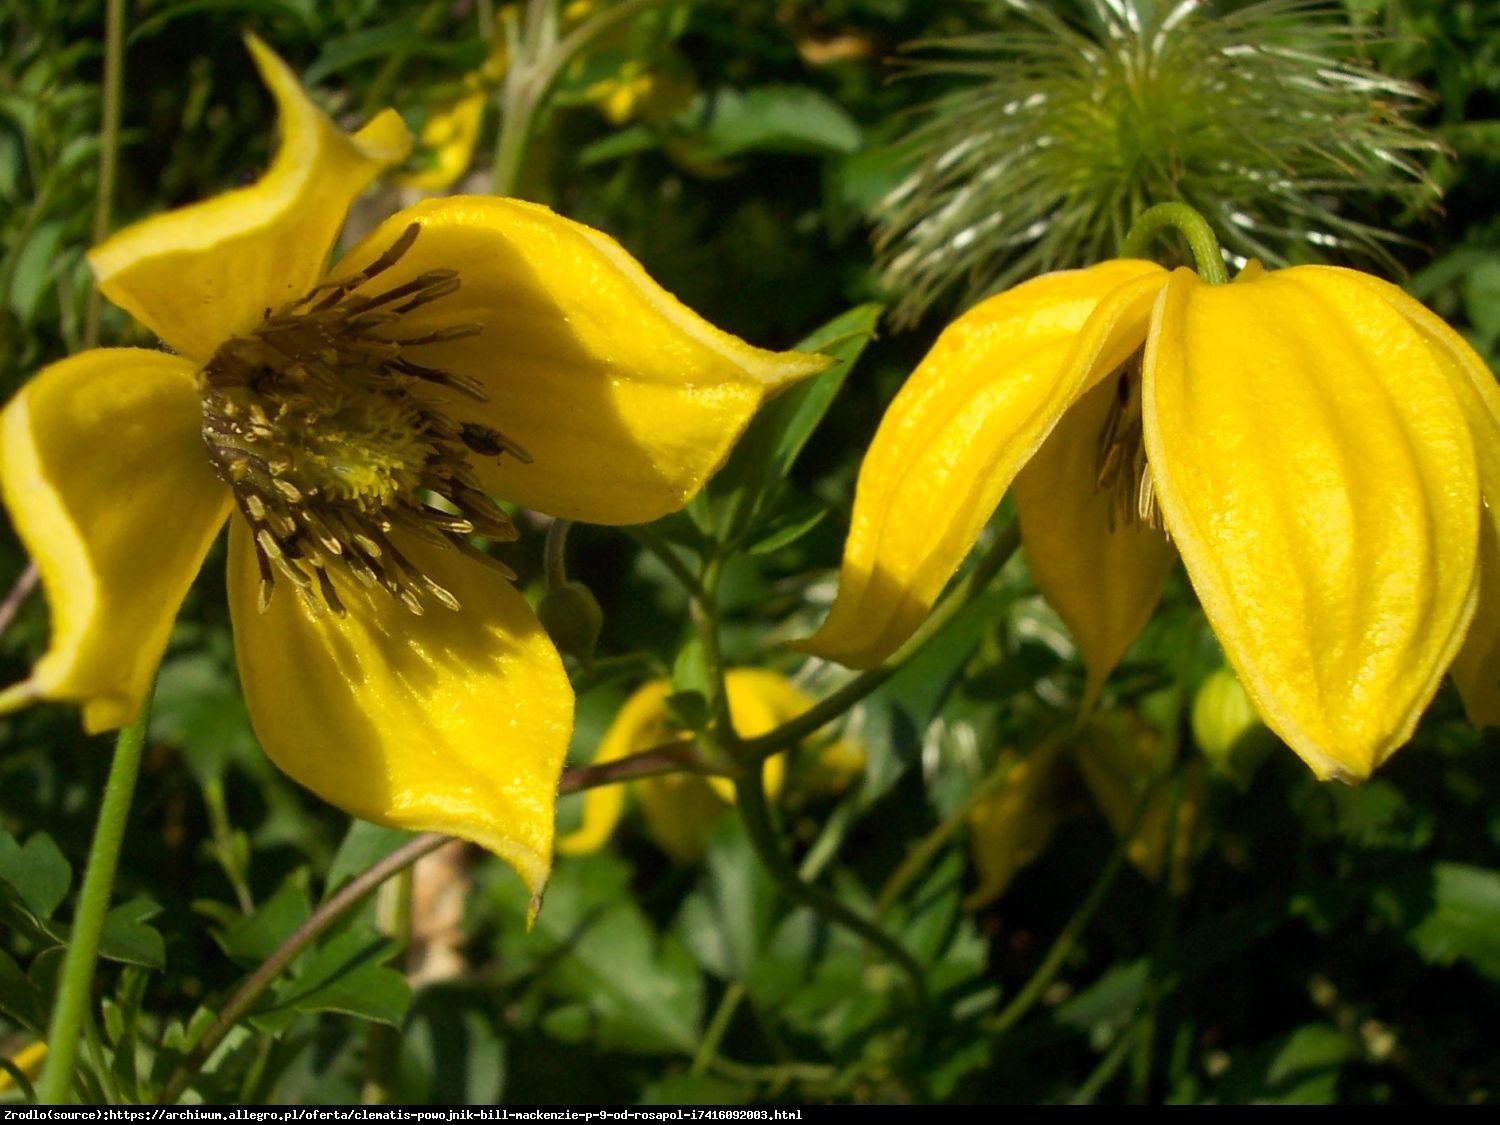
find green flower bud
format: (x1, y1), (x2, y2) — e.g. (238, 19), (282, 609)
(536, 581), (604, 674)
(1191, 667), (1274, 787)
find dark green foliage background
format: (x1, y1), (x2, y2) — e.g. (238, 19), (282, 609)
(0, 0), (1497, 1105)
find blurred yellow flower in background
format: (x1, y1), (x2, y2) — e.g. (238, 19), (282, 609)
(559, 670), (862, 864)
(966, 717), (1202, 909)
(0, 39), (825, 901)
(801, 259), (1500, 783)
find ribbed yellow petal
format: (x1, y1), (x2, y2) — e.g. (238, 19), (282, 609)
(556, 680), (675, 856)
(227, 520), (572, 901)
(964, 743), (1064, 909)
(799, 260), (1168, 669)
(325, 196), (829, 525)
(1013, 375), (1177, 712)
(88, 37), (412, 362)
(1145, 266), (1480, 780)
(0, 350), (231, 732)
(1339, 271), (1500, 727)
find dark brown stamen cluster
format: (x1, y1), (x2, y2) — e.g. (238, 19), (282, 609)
(199, 223), (530, 616)
(1093, 351), (1167, 535)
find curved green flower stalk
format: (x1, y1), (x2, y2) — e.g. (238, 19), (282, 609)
(876, 0), (1440, 325)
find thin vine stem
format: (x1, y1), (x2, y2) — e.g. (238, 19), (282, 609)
(35, 691), (153, 1105)
(83, 0), (125, 347)
(734, 760), (928, 1012)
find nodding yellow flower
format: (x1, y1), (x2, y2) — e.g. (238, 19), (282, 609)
(0, 39), (825, 901)
(800, 259), (1500, 782)
(558, 670), (860, 864)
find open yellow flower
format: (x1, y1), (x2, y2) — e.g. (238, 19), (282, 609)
(558, 669), (859, 863)
(0, 40), (825, 899)
(800, 259), (1500, 781)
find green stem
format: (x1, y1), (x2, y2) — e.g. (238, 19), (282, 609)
(627, 525), (708, 604)
(735, 763), (927, 1012)
(986, 758), (1171, 1038)
(741, 519), (1022, 760)
(35, 693), (153, 1105)
(1119, 202), (1229, 285)
(361, 869), (413, 1105)
(874, 741), (1045, 922)
(690, 982), (745, 1077)
(491, 0), (675, 197)
(83, 0), (125, 347)
(544, 518), (572, 590)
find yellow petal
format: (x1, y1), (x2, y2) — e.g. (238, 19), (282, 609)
(1145, 266), (1480, 780)
(1013, 375), (1177, 712)
(0, 1041), (47, 1092)
(556, 680), (675, 856)
(636, 771), (732, 864)
(0, 349), (231, 732)
(88, 37), (412, 362)
(325, 196), (829, 525)
(227, 520), (572, 900)
(799, 260), (1169, 668)
(964, 742), (1064, 909)
(1338, 271), (1500, 727)
(701, 669), (810, 803)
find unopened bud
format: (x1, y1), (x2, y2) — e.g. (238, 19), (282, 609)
(536, 581), (603, 674)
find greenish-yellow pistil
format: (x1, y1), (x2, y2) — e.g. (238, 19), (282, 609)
(1093, 350), (1166, 535)
(200, 223), (529, 617)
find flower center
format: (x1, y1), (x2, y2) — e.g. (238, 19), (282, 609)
(199, 223), (528, 617)
(1093, 350), (1166, 535)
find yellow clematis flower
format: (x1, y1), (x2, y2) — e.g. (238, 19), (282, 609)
(558, 669), (859, 864)
(0, 39), (825, 900)
(800, 258), (1500, 782)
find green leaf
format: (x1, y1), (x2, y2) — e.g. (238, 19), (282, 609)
(1404, 863), (1500, 982)
(499, 853), (704, 1055)
(674, 820), (777, 979)
(705, 303), (881, 545)
(215, 870), (312, 964)
(0, 831), (72, 921)
(695, 86), (862, 159)
(98, 896), (166, 969)
(324, 821), (416, 898)
(746, 506), (827, 556)
(265, 930), (411, 1028)
(1207, 1023), (1352, 1104)
(639, 1073), (751, 1105)
(0, 947), (44, 1029)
